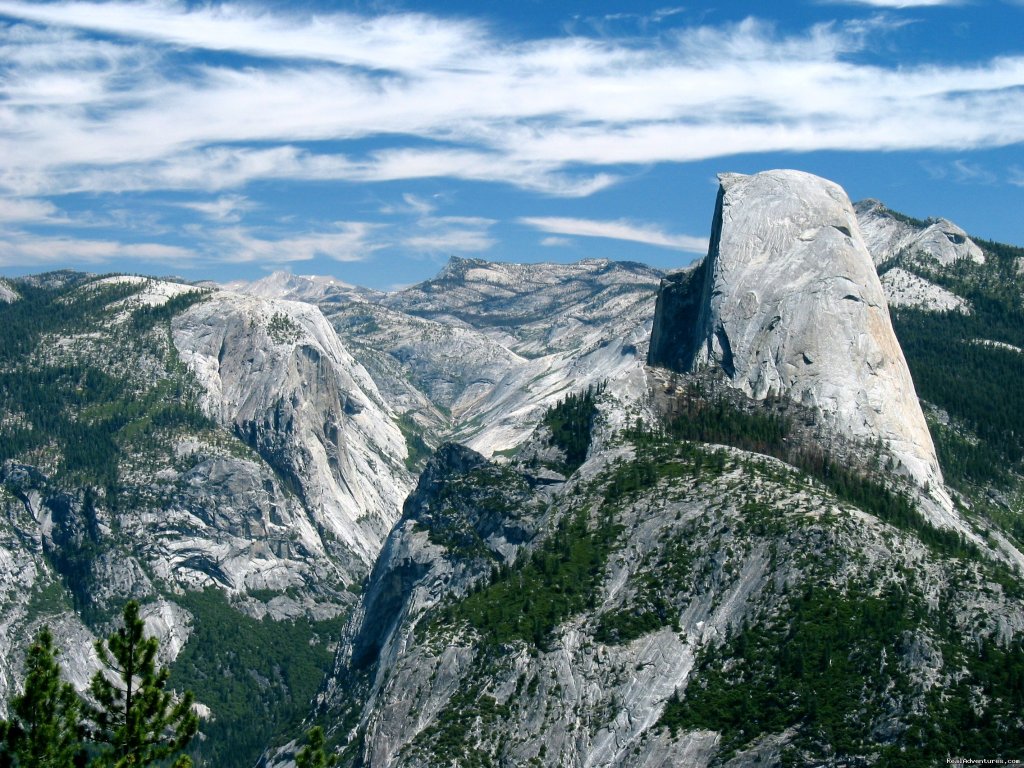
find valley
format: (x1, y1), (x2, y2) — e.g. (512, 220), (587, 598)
(2, 171), (1024, 767)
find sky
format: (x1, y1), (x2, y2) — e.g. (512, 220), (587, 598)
(0, 0), (1023, 290)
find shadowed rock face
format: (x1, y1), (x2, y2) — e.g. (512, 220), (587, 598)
(653, 169), (941, 489)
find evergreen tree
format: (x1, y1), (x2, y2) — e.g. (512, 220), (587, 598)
(87, 602), (198, 768)
(295, 727), (336, 768)
(0, 627), (85, 768)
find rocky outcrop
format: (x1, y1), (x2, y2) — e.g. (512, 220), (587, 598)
(329, 258), (660, 457)
(0, 279), (17, 303)
(855, 199), (984, 266)
(310, 420), (1024, 768)
(880, 268), (971, 314)
(651, 170), (943, 492)
(228, 270), (383, 306)
(173, 292), (412, 575)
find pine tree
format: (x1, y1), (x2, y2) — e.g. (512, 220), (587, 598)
(0, 626), (85, 768)
(87, 601), (198, 768)
(295, 727), (336, 768)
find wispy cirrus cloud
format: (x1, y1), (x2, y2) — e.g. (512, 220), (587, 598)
(0, 2), (1023, 274)
(403, 216), (497, 254)
(0, 230), (194, 266)
(519, 216), (707, 252)
(0, 198), (60, 223)
(209, 222), (381, 264)
(822, 0), (960, 7)
(0, 3), (1023, 201)
(175, 195), (255, 223)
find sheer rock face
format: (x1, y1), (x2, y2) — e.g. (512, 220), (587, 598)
(658, 169), (942, 489)
(173, 292), (412, 573)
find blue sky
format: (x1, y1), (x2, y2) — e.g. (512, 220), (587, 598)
(0, 0), (1023, 290)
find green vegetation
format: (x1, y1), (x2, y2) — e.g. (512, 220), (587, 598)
(0, 366), (213, 489)
(914, 635), (1024, 760)
(1, 603), (195, 768)
(130, 290), (209, 332)
(267, 312), (301, 344)
(0, 627), (85, 768)
(657, 391), (790, 455)
(541, 385), (600, 472)
(416, 460), (533, 558)
(88, 601), (198, 768)
(595, 533), (694, 645)
(660, 577), (1024, 766)
(395, 413), (432, 471)
(660, 582), (918, 758)
(169, 589), (345, 768)
(0, 277), (136, 364)
(629, 392), (974, 556)
(889, 238), (1024, 491)
(0, 278), (214, 495)
(295, 726), (338, 768)
(436, 506), (622, 649)
(406, 683), (508, 768)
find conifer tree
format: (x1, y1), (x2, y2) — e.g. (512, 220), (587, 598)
(295, 727), (336, 768)
(87, 601), (198, 768)
(0, 626), (84, 768)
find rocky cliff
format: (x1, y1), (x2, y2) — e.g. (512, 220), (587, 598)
(306, 387), (1024, 768)
(0, 279), (17, 303)
(0, 275), (410, 761)
(326, 258), (661, 457)
(173, 290), (411, 572)
(651, 170), (942, 494)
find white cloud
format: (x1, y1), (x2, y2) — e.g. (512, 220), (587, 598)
(403, 230), (495, 253)
(951, 160), (997, 184)
(176, 195), (254, 223)
(0, 1), (483, 71)
(540, 236), (573, 247)
(920, 159), (1000, 185)
(403, 216), (496, 254)
(824, 0), (959, 7)
(0, 4), (1021, 201)
(210, 223), (380, 263)
(0, 198), (59, 222)
(399, 194), (436, 216)
(519, 217), (707, 252)
(0, 230), (194, 266)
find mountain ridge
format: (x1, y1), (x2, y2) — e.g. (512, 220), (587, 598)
(2, 172), (1024, 767)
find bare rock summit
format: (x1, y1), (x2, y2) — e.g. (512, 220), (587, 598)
(652, 169), (942, 491)
(855, 199), (984, 266)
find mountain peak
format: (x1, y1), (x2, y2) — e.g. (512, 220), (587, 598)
(855, 198), (984, 266)
(653, 169), (943, 491)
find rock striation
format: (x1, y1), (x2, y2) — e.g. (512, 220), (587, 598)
(651, 170), (942, 490)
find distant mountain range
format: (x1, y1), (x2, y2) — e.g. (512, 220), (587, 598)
(2, 170), (1023, 767)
